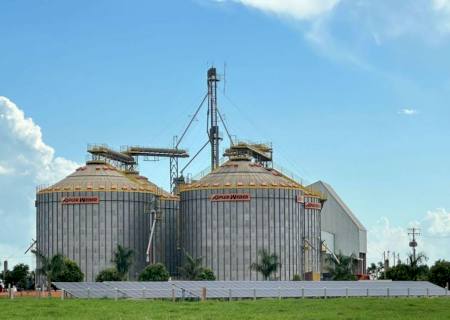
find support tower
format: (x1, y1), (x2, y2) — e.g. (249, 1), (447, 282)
(208, 67), (220, 170)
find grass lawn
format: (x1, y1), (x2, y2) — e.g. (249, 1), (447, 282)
(0, 297), (449, 319)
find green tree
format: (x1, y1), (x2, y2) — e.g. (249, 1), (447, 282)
(326, 252), (357, 280)
(292, 274), (301, 281)
(139, 263), (170, 281)
(429, 260), (450, 288)
(32, 250), (65, 295)
(96, 268), (122, 282)
(367, 262), (384, 280)
(178, 251), (204, 280)
(53, 259), (84, 282)
(198, 268), (216, 281)
(379, 252), (429, 281)
(112, 245), (134, 280)
(26, 271), (35, 290)
(250, 249), (281, 280)
(385, 264), (411, 280)
(33, 251), (84, 294)
(4, 264), (30, 289)
(407, 252), (429, 281)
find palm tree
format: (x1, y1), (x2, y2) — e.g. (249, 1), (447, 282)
(178, 251), (204, 280)
(407, 252), (428, 280)
(32, 250), (65, 296)
(112, 245), (134, 280)
(250, 249), (281, 280)
(326, 252), (358, 280)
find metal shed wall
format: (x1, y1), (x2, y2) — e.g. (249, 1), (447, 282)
(308, 181), (367, 257)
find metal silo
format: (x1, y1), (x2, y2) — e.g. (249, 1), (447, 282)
(132, 174), (180, 276)
(35, 161), (176, 283)
(303, 194), (322, 280)
(179, 158), (323, 281)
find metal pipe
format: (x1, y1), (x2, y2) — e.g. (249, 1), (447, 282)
(176, 93), (208, 148)
(180, 140), (209, 175)
(146, 212), (158, 263)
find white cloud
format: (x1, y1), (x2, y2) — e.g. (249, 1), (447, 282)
(368, 209), (450, 266)
(398, 108), (418, 116)
(0, 96), (78, 184)
(426, 208), (450, 236)
(213, 1), (450, 71)
(367, 217), (411, 264)
(225, 0), (340, 20)
(433, 0), (450, 32)
(0, 96), (79, 268)
(0, 164), (14, 175)
(433, 0), (450, 12)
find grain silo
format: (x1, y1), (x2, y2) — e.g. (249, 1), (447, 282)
(35, 160), (178, 283)
(129, 173), (181, 276)
(178, 146), (323, 281)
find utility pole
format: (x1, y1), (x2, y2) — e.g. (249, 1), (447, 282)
(207, 67), (220, 171)
(3, 260), (7, 280)
(387, 250), (390, 269)
(408, 228), (421, 261)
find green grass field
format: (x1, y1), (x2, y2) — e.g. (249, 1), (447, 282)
(1, 298), (449, 319)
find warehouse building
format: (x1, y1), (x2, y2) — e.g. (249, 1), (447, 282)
(308, 181), (367, 276)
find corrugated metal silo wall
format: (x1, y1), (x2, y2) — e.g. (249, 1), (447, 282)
(36, 191), (154, 283)
(151, 198), (180, 276)
(180, 188), (307, 280)
(303, 196), (321, 274)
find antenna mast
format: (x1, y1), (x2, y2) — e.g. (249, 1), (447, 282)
(208, 67), (220, 170)
(408, 227), (421, 261)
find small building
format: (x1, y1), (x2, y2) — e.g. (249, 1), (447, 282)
(308, 181), (367, 276)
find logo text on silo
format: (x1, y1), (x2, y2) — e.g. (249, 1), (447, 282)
(210, 193), (251, 202)
(305, 202), (322, 209)
(61, 197), (100, 205)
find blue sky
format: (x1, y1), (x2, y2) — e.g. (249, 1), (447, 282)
(1, 0), (450, 266)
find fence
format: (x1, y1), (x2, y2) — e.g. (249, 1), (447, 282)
(51, 281), (449, 301)
(0, 289), (61, 299)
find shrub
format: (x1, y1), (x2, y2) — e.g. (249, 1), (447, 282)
(138, 263), (170, 281)
(96, 268), (122, 282)
(112, 245), (134, 280)
(54, 259), (84, 282)
(250, 249), (281, 280)
(326, 252), (357, 281)
(292, 274), (301, 281)
(198, 268), (216, 281)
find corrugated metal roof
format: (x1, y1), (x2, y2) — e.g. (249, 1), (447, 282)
(180, 159), (318, 195)
(125, 172), (178, 200)
(37, 161), (178, 199)
(309, 181), (366, 231)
